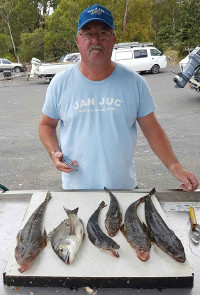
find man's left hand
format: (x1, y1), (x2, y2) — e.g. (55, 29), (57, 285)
(170, 163), (199, 192)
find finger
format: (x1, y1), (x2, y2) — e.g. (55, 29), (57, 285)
(61, 162), (73, 173)
(188, 174), (199, 190)
(54, 151), (63, 158)
(180, 175), (199, 192)
(180, 183), (191, 192)
(71, 159), (77, 166)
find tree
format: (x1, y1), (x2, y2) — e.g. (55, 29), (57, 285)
(122, 0), (129, 41)
(0, 0), (20, 61)
(124, 0), (154, 43)
(19, 28), (45, 62)
(44, 0), (80, 59)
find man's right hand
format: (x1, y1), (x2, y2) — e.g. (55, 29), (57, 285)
(51, 151), (77, 173)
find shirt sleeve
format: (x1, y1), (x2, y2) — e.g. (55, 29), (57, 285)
(42, 74), (61, 119)
(137, 75), (157, 117)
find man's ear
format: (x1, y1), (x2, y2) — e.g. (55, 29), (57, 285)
(113, 34), (117, 46)
(76, 36), (79, 49)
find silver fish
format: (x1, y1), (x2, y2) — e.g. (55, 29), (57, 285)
(87, 201), (120, 257)
(15, 191), (51, 273)
(49, 207), (84, 264)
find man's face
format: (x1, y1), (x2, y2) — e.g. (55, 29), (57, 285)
(76, 20), (116, 66)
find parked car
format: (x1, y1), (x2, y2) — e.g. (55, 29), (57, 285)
(112, 42), (168, 74)
(0, 58), (25, 73)
(59, 53), (80, 63)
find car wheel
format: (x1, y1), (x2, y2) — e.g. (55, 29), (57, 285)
(151, 64), (160, 74)
(14, 66), (21, 73)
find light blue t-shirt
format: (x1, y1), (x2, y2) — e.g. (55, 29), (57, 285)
(42, 63), (156, 189)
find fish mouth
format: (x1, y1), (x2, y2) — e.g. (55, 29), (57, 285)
(64, 252), (70, 264)
(18, 263), (31, 273)
(106, 249), (119, 258)
(173, 254), (186, 263)
(136, 249), (150, 261)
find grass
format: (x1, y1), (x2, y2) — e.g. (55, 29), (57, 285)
(164, 49), (179, 65)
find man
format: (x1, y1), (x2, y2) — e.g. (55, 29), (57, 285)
(39, 4), (198, 191)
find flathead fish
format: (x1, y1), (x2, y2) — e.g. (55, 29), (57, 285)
(49, 207), (84, 264)
(87, 201), (120, 257)
(145, 188), (186, 263)
(104, 187), (122, 237)
(15, 191), (51, 273)
(120, 194), (151, 261)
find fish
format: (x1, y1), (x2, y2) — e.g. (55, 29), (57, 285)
(48, 207), (84, 264)
(120, 194), (151, 261)
(87, 201), (120, 257)
(145, 187), (186, 263)
(104, 187), (122, 237)
(15, 191), (51, 273)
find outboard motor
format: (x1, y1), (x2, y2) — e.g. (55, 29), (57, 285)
(29, 57), (41, 78)
(174, 45), (200, 88)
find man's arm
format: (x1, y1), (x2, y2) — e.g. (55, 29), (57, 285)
(38, 114), (76, 173)
(137, 112), (199, 191)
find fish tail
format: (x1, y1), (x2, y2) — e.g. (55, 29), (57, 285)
(104, 187), (110, 193)
(63, 207), (79, 216)
(149, 187), (156, 196)
(45, 191), (52, 203)
(99, 201), (107, 210)
(142, 187), (156, 202)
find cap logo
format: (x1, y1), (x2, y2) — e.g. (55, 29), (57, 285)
(88, 8), (105, 16)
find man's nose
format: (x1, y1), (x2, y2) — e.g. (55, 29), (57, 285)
(91, 32), (101, 42)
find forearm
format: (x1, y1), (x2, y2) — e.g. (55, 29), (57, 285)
(38, 123), (60, 158)
(137, 113), (180, 172)
(144, 124), (180, 172)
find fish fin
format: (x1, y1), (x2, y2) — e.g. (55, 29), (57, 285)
(47, 232), (52, 240)
(104, 187), (115, 200)
(120, 224), (125, 235)
(63, 207), (78, 235)
(43, 229), (47, 239)
(99, 201), (107, 210)
(41, 229), (47, 249)
(142, 223), (153, 242)
(45, 191), (52, 203)
(48, 227), (58, 240)
(149, 187), (156, 196)
(16, 230), (22, 242)
(142, 222), (148, 232)
(141, 188), (156, 202)
(63, 207), (79, 216)
(104, 187), (110, 193)
(146, 227), (154, 242)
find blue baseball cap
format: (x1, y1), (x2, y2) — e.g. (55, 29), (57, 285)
(78, 4), (115, 31)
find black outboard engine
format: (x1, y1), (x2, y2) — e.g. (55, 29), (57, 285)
(173, 45), (200, 88)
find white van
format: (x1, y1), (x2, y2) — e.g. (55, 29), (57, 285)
(111, 42), (167, 74)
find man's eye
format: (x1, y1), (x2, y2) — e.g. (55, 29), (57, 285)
(85, 32), (92, 37)
(100, 31), (107, 36)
